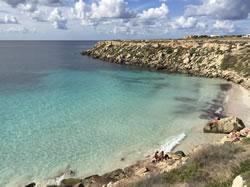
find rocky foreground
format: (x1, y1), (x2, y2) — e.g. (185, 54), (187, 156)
(26, 117), (250, 187)
(82, 38), (250, 89)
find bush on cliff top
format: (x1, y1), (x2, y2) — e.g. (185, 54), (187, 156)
(131, 142), (244, 187)
(163, 163), (204, 183)
(242, 138), (250, 144)
(232, 159), (250, 186)
(187, 142), (244, 167)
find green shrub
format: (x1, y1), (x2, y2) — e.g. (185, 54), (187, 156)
(135, 175), (166, 187)
(166, 47), (174, 54)
(205, 180), (232, 187)
(231, 159), (250, 187)
(163, 163), (203, 184)
(232, 159), (250, 178)
(241, 138), (250, 144)
(190, 48), (196, 56)
(188, 143), (244, 167)
(221, 55), (237, 70)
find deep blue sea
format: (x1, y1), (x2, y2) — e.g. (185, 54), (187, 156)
(0, 41), (227, 186)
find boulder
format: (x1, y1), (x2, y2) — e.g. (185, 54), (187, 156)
(83, 175), (114, 187)
(174, 151), (186, 157)
(203, 116), (245, 134)
(103, 169), (126, 180)
(232, 175), (246, 187)
(73, 183), (84, 187)
(136, 167), (149, 175)
(167, 153), (181, 160)
(240, 128), (250, 137)
(25, 182), (36, 187)
(60, 178), (82, 187)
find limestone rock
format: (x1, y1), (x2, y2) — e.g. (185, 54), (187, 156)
(73, 183), (84, 187)
(81, 40), (250, 91)
(240, 128), (249, 137)
(103, 169), (126, 180)
(174, 151), (186, 157)
(203, 116), (245, 134)
(183, 57), (190, 64)
(136, 167), (149, 176)
(25, 182), (36, 187)
(60, 178), (82, 186)
(232, 175), (246, 187)
(168, 153), (181, 160)
(83, 174), (114, 187)
(220, 136), (233, 144)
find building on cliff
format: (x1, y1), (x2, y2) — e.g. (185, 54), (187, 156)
(210, 35), (220, 38)
(184, 35), (192, 39)
(243, 34), (250, 38)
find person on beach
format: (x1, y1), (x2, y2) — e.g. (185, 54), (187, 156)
(211, 115), (220, 123)
(227, 130), (240, 141)
(164, 153), (170, 160)
(152, 151), (160, 162)
(208, 115), (221, 129)
(159, 151), (164, 161)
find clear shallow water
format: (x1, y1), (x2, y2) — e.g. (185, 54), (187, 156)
(0, 41), (227, 186)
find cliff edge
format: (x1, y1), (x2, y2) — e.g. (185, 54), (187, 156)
(82, 39), (250, 89)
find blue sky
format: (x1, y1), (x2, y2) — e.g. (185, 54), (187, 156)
(0, 0), (249, 40)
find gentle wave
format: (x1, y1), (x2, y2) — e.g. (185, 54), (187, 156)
(215, 107), (223, 114)
(159, 133), (186, 152)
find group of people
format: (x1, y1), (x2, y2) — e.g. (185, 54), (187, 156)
(210, 114), (250, 142)
(152, 151), (171, 162)
(227, 128), (250, 141)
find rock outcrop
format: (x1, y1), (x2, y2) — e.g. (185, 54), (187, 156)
(203, 116), (245, 133)
(174, 151), (186, 157)
(25, 182), (36, 187)
(232, 175), (246, 187)
(82, 39), (250, 89)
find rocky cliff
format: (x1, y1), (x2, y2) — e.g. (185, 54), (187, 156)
(82, 39), (250, 89)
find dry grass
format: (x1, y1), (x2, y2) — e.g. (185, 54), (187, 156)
(187, 142), (244, 167)
(241, 138), (250, 144)
(121, 143), (245, 187)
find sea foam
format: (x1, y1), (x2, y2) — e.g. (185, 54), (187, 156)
(159, 133), (186, 152)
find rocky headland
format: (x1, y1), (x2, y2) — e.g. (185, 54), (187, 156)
(82, 38), (250, 89)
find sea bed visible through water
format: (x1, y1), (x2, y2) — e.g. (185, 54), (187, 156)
(0, 41), (233, 187)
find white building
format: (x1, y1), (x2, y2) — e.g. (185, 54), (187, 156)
(244, 34), (250, 38)
(210, 35), (220, 38)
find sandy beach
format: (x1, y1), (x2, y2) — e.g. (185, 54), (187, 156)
(225, 84), (250, 128)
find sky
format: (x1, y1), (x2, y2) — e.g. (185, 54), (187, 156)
(0, 0), (249, 40)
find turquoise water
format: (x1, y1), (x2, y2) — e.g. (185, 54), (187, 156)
(0, 41), (227, 186)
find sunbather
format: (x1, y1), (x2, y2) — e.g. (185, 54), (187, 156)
(164, 153), (170, 160)
(159, 151), (164, 161)
(152, 151), (160, 162)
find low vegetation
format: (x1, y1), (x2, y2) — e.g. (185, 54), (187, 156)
(120, 142), (248, 187)
(232, 159), (250, 186)
(221, 55), (237, 70)
(242, 138), (250, 144)
(221, 53), (250, 76)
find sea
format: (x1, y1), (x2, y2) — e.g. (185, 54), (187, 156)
(0, 41), (229, 186)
